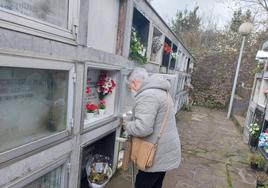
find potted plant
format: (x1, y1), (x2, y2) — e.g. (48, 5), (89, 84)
(86, 103), (98, 119)
(248, 154), (264, 170)
(98, 100), (106, 116)
(256, 171), (268, 187)
(129, 27), (147, 64)
(249, 123), (261, 148)
(97, 71), (116, 100)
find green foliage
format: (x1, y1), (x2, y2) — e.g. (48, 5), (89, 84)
(251, 63), (265, 74)
(248, 153), (264, 166)
(129, 28), (147, 64)
(171, 6), (201, 34)
(230, 9), (252, 32)
(99, 104), (105, 110)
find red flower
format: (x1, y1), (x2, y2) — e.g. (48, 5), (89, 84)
(163, 42), (172, 53)
(86, 104), (98, 111)
(96, 71), (116, 99)
(99, 80), (105, 86)
(111, 80), (116, 87)
(86, 86), (90, 94)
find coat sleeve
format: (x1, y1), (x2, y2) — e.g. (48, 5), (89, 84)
(125, 93), (159, 137)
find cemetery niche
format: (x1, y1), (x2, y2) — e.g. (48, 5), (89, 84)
(84, 68), (118, 128)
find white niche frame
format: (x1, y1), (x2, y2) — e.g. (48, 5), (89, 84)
(0, 52), (75, 164)
(81, 62), (122, 133)
(0, 0), (80, 44)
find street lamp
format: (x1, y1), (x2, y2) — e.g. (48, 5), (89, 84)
(227, 22), (253, 119)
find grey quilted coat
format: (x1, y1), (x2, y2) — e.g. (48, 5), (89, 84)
(125, 75), (181, 172)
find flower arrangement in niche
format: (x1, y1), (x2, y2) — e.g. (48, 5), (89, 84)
(259, 130), (268, 153)
(151, 36), (162, 53)
(249, 123), (260, 137)
(86, 154), (112, 187)
(163, 42), (172, 54)
(129, 27), (148, 64)
(171, 52), (178, 60)
(86, 104), (98, 113)
(86, 103), (98, 119)
(97, 71), (116, 100)
(249, 123), (261, 148)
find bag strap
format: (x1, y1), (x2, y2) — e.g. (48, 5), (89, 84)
(155, 92), (171, 146)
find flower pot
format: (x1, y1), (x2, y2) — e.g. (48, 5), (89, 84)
(87, 113), (94, 119)
(99, 109), (105, 116)
(250, 162), (258, 170)
(249, 136), (259, 147)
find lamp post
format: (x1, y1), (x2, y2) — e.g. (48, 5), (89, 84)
(227, 22), (253, 119)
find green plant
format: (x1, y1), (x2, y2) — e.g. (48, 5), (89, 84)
(248, 154), (264, 167)
(129, 28), (147, 64)
(251, 63), (264, 74)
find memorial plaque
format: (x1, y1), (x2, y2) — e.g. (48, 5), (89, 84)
(0, 67), (69, 153)
(0, 0), (69, 28)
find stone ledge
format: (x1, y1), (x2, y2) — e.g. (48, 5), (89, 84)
(232, 115), (245, 134)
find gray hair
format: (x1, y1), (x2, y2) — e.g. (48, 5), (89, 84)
(127, 67), (148, 83)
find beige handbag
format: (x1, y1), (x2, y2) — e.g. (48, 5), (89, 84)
(130, 92), (171, 170)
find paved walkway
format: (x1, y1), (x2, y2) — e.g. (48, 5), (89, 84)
(106, 107), (256, 188)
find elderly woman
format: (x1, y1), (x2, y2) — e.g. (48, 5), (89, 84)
(124, 67), (181, 188)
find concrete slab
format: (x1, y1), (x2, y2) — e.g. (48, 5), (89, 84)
(232, 115), (246, 133)
(105, 107), (256, 188)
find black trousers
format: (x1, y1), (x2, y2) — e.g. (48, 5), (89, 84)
(135, 170), (166, 188)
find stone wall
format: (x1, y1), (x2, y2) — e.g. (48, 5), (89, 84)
(191, 53), (255, 109)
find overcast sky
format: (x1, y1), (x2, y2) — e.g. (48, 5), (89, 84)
(150, 0), (234, 28)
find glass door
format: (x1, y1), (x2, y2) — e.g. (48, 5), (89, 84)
(0, 54), (75, 164)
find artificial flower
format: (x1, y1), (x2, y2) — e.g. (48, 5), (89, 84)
(86, 104), (98, 113)
(97, 71), (116, 99)
(163, 42), (172, 54)
(86, 86), (91, 94)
